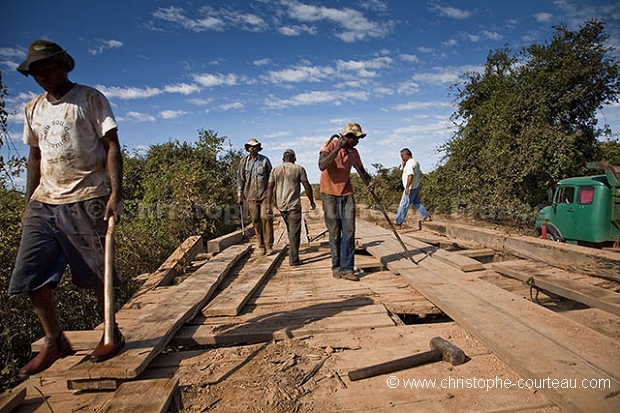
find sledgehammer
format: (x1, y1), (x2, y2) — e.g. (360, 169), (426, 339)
(347, 337), (465, 381)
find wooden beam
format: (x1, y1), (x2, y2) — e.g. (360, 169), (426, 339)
(207, 226), (254, 253)
(202, 247), (285, 316)
(126, 235), (204, 306)
(0, 386), (25, 413)
(94, 378), (179, 413)
(492, 260), (620, 316)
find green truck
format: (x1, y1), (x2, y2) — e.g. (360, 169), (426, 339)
(535, 162), (620, 248)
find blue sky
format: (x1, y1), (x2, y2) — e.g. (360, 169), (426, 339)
(1, 0), (619, 186)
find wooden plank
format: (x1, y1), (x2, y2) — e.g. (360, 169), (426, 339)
(202, 247), (285, 316)
(65, 244), (250, 388)
(492, 260), (620, 317)
(174, 305), (396, 346)
(455, 248), (497, 259)
(126, 235), (204, 306)
(0, 386), (26, 413)
(357, 220), (620, 413)
(207, 226), (254, 253)
(398, 234), (484, 272)
(429, 248), (484, 271)
(95, 378), (178, 413)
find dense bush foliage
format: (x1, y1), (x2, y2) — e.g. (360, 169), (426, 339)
(425, 21), (620, 227)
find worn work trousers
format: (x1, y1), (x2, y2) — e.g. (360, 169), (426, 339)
(281, 208), (302, 264)
(322, 193), (356, 272)
(247, 198), (274, 250)
(395, 185), (429, 225)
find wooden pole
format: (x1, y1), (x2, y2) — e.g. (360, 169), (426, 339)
(104, 215), (116, 345)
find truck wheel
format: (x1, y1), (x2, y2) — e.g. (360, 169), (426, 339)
(545, 226), (562, 242)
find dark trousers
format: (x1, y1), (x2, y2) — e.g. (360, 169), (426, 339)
(281, 208), (302, 264)
(321, 194), (356, 272)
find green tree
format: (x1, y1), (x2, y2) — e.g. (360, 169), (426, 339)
(122, 130), (244, 243)
(434, 20), (620, 226)
(597, 138), (620, 165)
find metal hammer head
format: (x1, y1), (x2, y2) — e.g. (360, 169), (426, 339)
(430, 336), (466, 366)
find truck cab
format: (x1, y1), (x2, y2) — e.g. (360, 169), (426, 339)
(535, 162), (620, 247)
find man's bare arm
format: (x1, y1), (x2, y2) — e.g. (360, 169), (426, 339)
(101, 128), (123, 221)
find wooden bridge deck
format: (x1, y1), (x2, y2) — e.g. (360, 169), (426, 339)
(3, 202), (620, 413)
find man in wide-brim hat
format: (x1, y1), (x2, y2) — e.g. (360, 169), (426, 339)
(237, 138), (274, 255)
(318, 123), (373, 282)
(9, 39), (125, 378)
(17, 39), (76, 76)
(244, 138), (263, 151)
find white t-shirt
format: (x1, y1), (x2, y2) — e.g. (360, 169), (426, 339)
(401, 157), (421, 190)
(23, 84), (118, 204)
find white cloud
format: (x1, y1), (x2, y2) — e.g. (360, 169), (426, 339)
(277, 24), (317, 36)
(442, 39), (458, 47)
(397, 81), (421, 95)
(482, 30), (502, 40)
(264, 89), (368, 109)
(97, 85), (162, 100)
(160, 110), (187, 119)
(0, 47), (25, 58)
(413, 65), (482, 86)
(164, 83), (201, 95)
(125, 111), (157, 122)
(393, 119), (454, 136)
(219, 102), (244, 111)
(336, 56), (393, 78)
(431, 4), (472, 20)
(193, 73), (241, 87)
(264, 64), (335, 83)
(152, 6), (225, 31)
(188, 98), (213, 106)
(534, 12), (553, 23)
(152, 5), (266, 32)
(466, 33), (481, 42)
(263, 130), (292, 139)
(390, 101), (453, 111)
(253, 58), (272, 66)
(218, 8), (267, 32)
(89, 39), (123, 55)
(1, 60), (19, 71)
(285, 1), (392, 42)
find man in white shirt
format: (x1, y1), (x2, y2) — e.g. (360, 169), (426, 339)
(395, 148), (430, 225)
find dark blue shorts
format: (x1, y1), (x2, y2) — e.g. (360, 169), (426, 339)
(9, 198), (120, 294)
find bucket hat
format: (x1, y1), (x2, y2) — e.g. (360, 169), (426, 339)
(340, 123), (366, 138)
(244, 138), (262, 151)
(17, 40), (75, 76)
